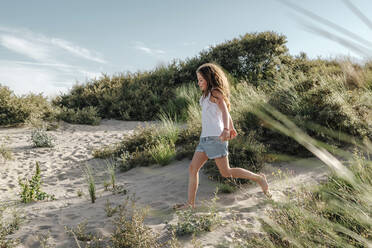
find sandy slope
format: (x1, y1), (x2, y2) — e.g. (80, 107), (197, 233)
(0, 120), (329, 247)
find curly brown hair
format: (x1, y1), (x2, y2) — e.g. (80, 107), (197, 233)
(196, 63), (231, 110)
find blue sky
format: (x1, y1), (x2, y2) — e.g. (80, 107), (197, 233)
(1, 0), (372, 97)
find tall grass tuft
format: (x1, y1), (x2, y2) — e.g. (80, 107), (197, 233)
(105, 159), (116, 190)
(149, 138), (176, 166)
(157, 111), (180, 144)
(82, 164), (96, 203)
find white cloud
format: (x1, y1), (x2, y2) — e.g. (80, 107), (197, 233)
(0, 26), (106, 96)
(134, 42), (165, 56)
(0, 35), (50, 61)
(0, 26), (107, 64)
(50, 38), (107, 64)
(0, 60), (101, 96)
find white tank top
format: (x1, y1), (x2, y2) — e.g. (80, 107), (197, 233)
(199, 92), (225, 137)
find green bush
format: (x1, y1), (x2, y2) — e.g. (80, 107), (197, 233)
(58, 106), (101, 125)
(53, 31), (290, 121)
(0, 85), (30, 126)
(30, 129), (55, 148)
(0, 85), (58, 127)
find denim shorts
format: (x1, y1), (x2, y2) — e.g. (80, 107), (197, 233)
(195, 136), (228, 159)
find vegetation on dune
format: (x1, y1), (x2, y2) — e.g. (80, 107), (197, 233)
(1, 30), (372, 246)
(0, 85), (57, 127)
(222, 102), (372, 248)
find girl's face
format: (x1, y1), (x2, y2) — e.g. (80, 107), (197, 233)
(197, 72), (207, 91)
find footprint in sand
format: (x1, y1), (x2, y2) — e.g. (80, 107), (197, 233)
(38, 225), (52, 230)
(66, 188), (74, 193)
(45, 213), (56, 218)
(57, 174), (68, 181)
(149, 202), (167, 208)
(64, 213), (80, 220)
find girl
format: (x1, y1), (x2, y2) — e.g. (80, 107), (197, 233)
(174, 63), (270, 210)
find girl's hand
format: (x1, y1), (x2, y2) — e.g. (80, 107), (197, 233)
(229, 128), (237, 140)
(219, 129), (230, 141)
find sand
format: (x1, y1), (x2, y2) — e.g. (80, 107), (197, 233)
(0, 120), (330, 247)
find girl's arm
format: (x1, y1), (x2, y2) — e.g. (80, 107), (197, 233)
(211, 90), (230, 141)
(229, 114), (237, 139)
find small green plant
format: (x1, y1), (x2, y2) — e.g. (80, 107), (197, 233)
(167, 190), (221, 236)
(110, 195), (161, 248)
(35, 231), (53, 248)
(104, 200), (118, 217)
(149, 139), (176, 166)
(30, 129), (55, 148)
(18, 162), (55, 203)
(77, 189), (83, 197)
(82, 164), (96, 203)
(65, 220), (93, 242)
(103, 180), (110, 191)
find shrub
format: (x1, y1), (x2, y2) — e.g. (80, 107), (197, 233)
(0, 85), (58, 127)
(18, 162), (55, 203)
(58, 106), (101, 125)
(53, 31), (290, 121)
(0, 85), (30, 126)
(30, 129), (55, 148)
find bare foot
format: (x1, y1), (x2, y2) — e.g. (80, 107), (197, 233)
(258, 173), (272, 198)
(173, 202), (193, 210)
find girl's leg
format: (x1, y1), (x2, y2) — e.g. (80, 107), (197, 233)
(175, 151), (208, 209)
(187, 151), (209, 208)
(214, 156), (270, 196)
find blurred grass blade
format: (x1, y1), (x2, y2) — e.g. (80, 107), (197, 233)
(279, 0), (372, 49)
(343, 0), (372, 31)
(252, 102), (356, 184)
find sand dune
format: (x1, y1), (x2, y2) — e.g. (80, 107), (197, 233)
(0, 120), (329, 247)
